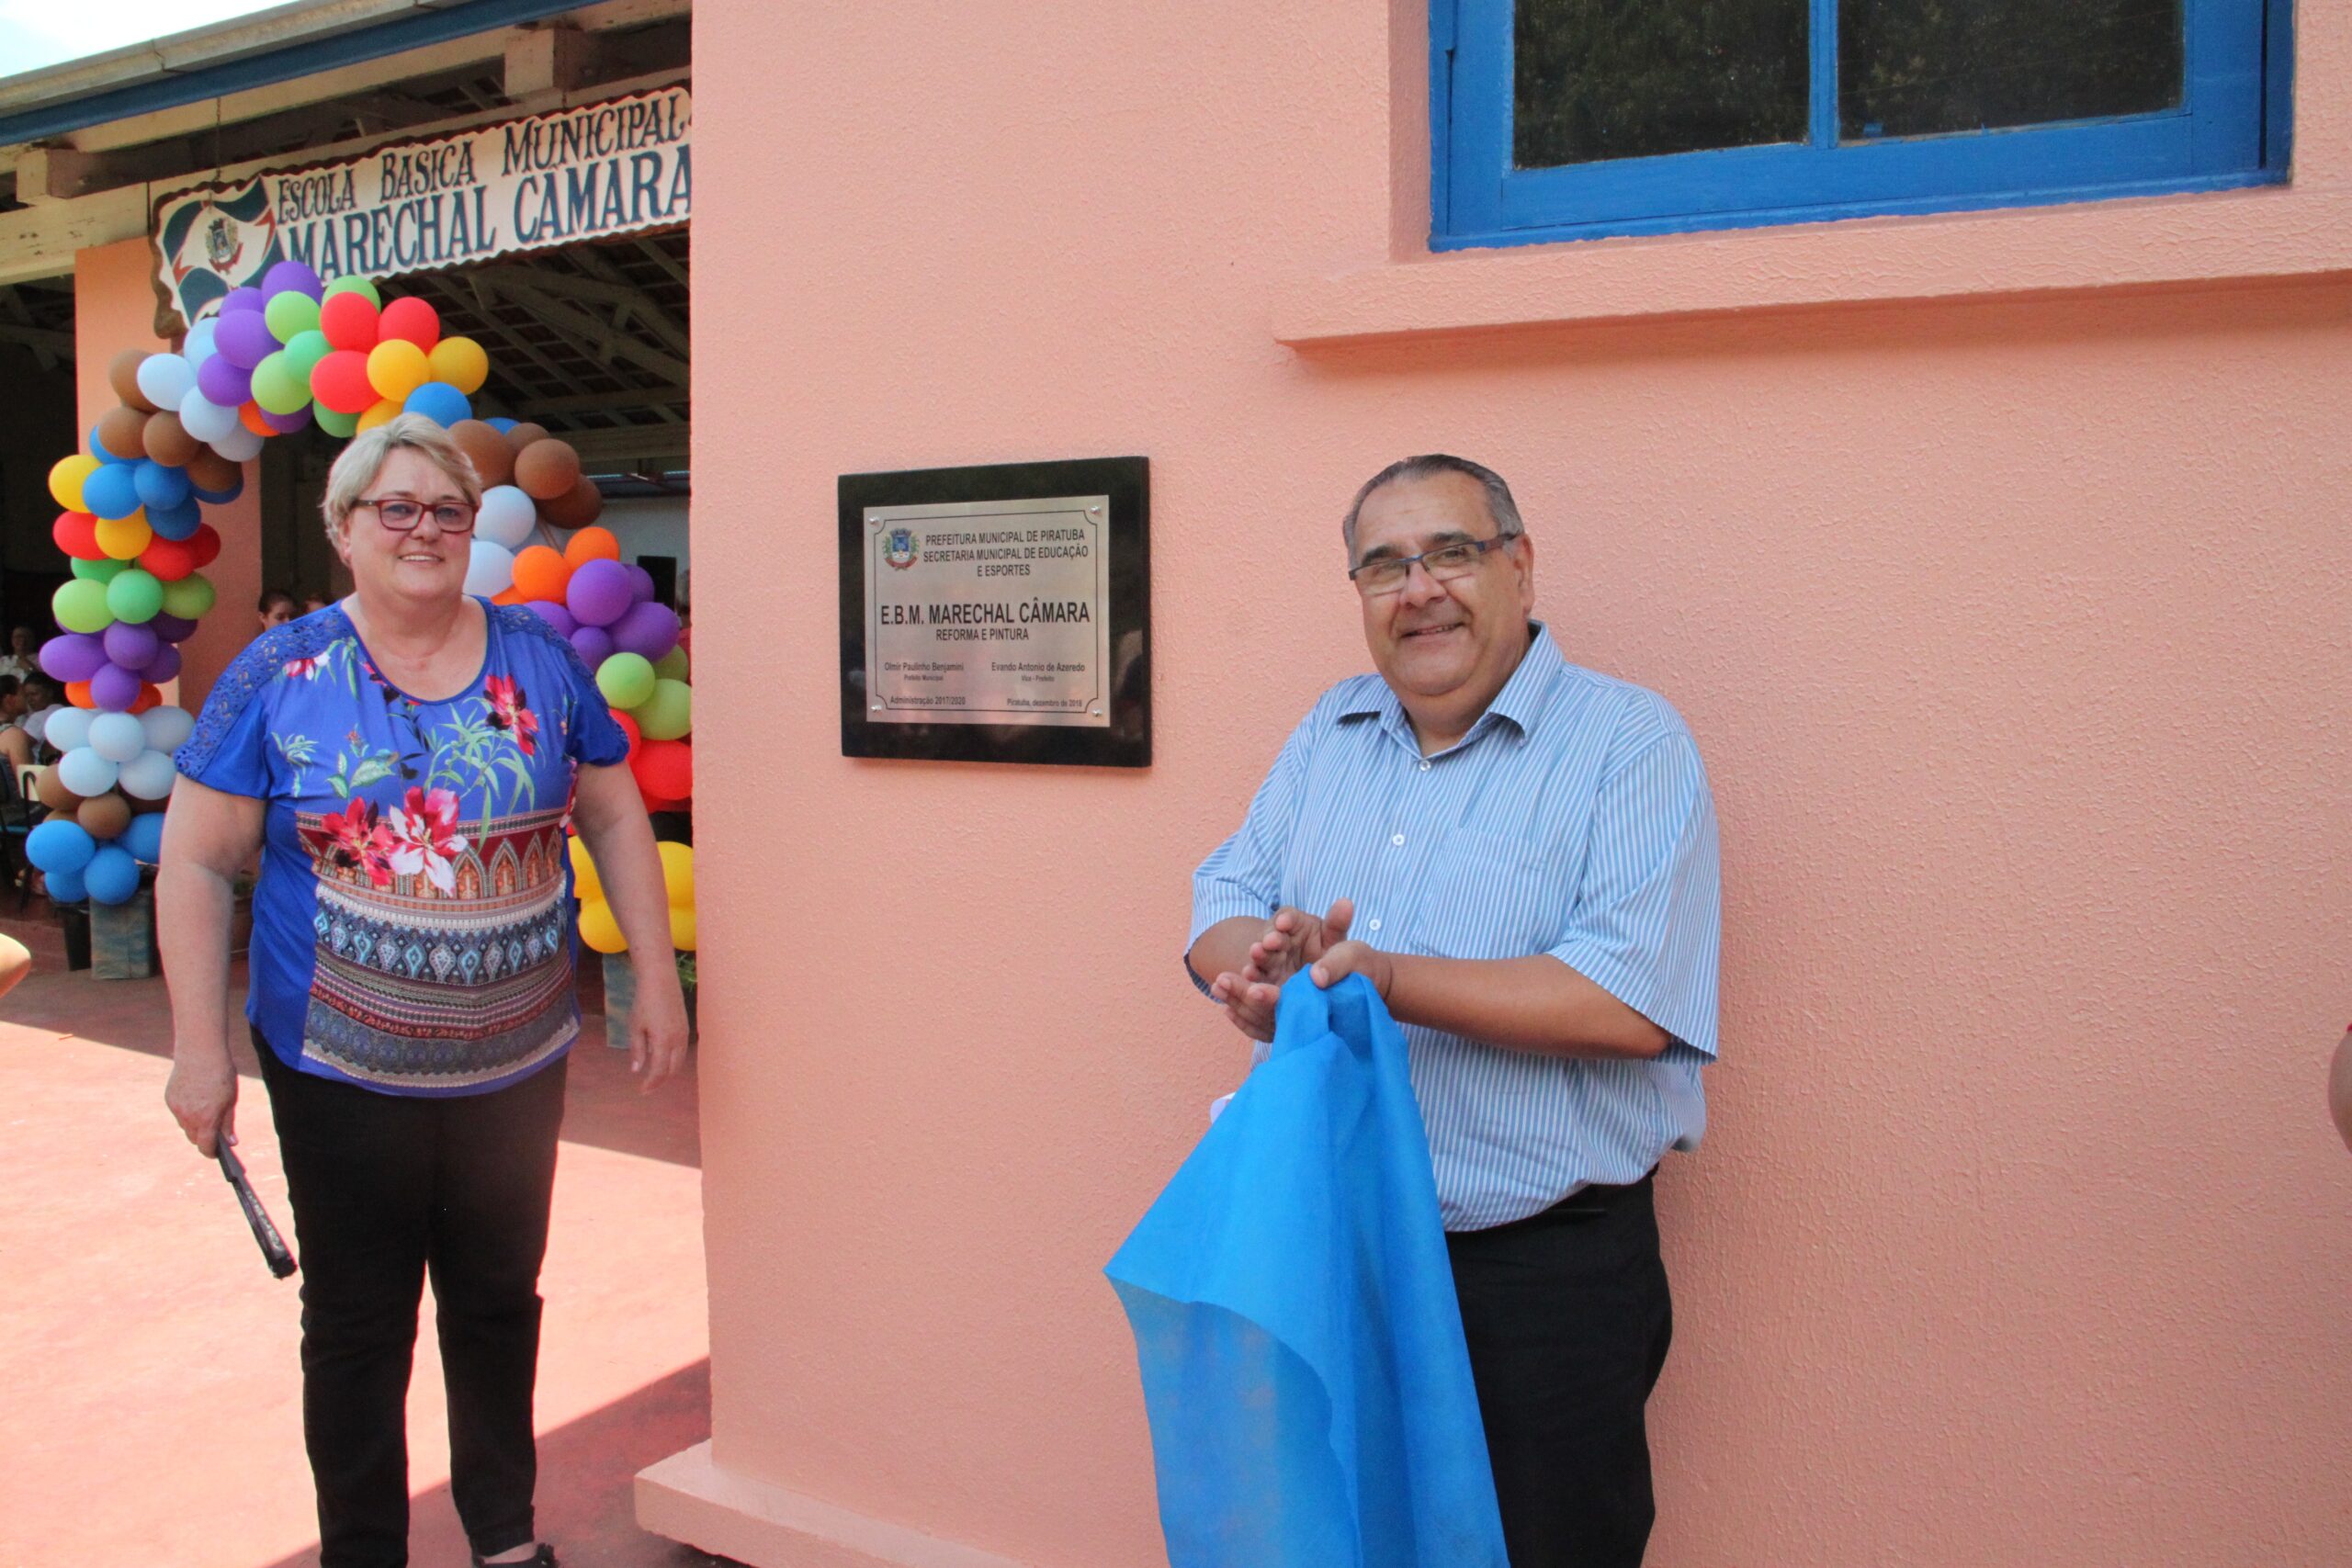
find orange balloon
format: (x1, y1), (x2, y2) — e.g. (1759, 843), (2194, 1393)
(65, 681), (92, 706)
(510, 545), (571, 604)
(492, 586), (524, 605)
(239, 401), (275, 436)
(562, 526), (619, 567)
(131, 683), (163, 714)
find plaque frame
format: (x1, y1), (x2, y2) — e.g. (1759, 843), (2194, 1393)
(839, 456), (1150, 768)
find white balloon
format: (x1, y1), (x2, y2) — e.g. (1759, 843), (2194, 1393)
(23, 705), (56, 745)
(118, 749), (178, 801)
(476, 486), (537, 550)
(136, 353), (195, 412)
(138, 705), (196, 752)
(464, 539), (516, 597)
(88, 711), (147, 763)
(210, 424), (265, 462)
(56, 747), (119, 797)
(179, 387), (240, 444)
(43, 706), (94, 754)
(183, 318), (220, 366)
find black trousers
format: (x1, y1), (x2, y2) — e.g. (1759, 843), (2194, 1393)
(257, 1036), (567, 1568)
(1447, 1172), (1673, 1568)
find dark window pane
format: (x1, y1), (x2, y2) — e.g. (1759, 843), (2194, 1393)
(1514, 0), (1810, 169)
(1840, 0), (2184, 141)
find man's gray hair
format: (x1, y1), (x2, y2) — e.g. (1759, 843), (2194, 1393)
(1341, 454), (1524, 556)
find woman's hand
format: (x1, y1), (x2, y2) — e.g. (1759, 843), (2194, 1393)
(629, 961), (691, 1094)
(165, 1052), (239, 1157)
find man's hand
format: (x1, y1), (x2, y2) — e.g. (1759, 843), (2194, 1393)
(1310, 939), (1395, 998)
(1206, 898), (1355, 1043)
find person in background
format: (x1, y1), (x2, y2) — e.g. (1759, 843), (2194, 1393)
(161, 415), (688, 1568)
(1187, 455), (1721, 1568)
(0, 676), (33, 773)
(6, 676), (62, 771)
(2331, 1027), (2352, 1154)
(304, 594), (331, 615)
(0, 626), (39, 681)
(258, 589), (300, 633)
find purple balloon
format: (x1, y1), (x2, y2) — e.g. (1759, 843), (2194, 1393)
(564, 558), (633, 629)
(527, 600), (577, 637)
(263, 260), (323, 300)
(144, 644), (183, 683)
(609, 600), (681, 663)
(90, 662), (144, 713)
(40, 632), (107, 683)
(218, 288), (266, 316)
(150, 614), (199, 644)
(102, 622), (161, 671)
(570, 626), (614, 668)
(197, 352), (254, 406)
(625, 563), (656, 604)
(213, 310), (278, 371)
(258, 404), (312, 434)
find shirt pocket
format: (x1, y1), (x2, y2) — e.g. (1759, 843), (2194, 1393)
(1409, 827), (1563, 960)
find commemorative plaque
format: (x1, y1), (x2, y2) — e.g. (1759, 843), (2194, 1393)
(840, 457), (1149, 766)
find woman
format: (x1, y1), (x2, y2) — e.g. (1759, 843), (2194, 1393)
(160, 415), (688, 1568)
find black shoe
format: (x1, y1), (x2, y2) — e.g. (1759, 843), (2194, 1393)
(472, 1548), (557, 1568)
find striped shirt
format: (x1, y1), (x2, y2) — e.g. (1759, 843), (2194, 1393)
(1189, 623), (1721, 1230)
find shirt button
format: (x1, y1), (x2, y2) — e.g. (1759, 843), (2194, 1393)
(1419, 760), (1430, 772)
(1390, 833), (1405, 847)
(1368, 919), (1383, 932)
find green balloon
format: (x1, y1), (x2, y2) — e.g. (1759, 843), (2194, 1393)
(53, 578), (114, 635)
(162, 571), (217, 619)
(314, 401), (360, 438)
(323, 276), (381, 306)
(105, 568), (164, 624)
(595, 651), (656, 710)
(651, 646), (690, 682)
(251, 351), (311, 415)
(282, 328), (332, 376)
(264, 290), (321, 344)
(633, 678), (693, 740)
(71, 557), (130, 582)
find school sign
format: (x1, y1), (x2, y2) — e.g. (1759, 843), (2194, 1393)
(152, 86), (689, 330)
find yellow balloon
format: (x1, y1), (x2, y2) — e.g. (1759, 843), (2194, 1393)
(93, 512), (153, 560)
(567, 836), (602, 901)
(366, 339), (431, 403)
(356, 398), (401, 433)
(576, 897), (628, 954)
(656, 840), (694, 908)
(49, 453), (100, 512)
(668, 906), (696, 953)
(428, 335), (490, 396)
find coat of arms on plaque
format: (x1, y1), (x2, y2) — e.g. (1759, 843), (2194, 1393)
(883, 526), (919, 569)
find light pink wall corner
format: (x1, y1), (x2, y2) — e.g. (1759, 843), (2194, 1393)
(670, 3), (2352, 1565)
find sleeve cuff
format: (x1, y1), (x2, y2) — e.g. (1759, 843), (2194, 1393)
(1544, 940), (1718, 1059)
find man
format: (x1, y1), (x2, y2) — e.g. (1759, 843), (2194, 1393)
(0, 626), (38, 682)
(1187, 455), (1720, 1568)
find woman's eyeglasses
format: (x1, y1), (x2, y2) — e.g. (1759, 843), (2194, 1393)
(356, 498), (478, 534)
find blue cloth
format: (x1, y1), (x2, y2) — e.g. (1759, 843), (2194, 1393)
(1107, 974), (1509, 1568)
(1190, 623), (1722, 1230)
(177, 601), (629, 1096)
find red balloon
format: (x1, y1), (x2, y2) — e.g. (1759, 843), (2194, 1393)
(319, 290), (380, 352)
(378, 296), (440, 351)
(131, 684), (163, 715)
(52, 511), (104, 560)
(311, 349), (379, 415)
(630, 739), (692, 802)
(615, 712), (642, 757)
(187, 524), (223, 569)
(140, 536), (198, 581)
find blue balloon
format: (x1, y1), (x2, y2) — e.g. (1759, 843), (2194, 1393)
(402, 381), (471, 427)
(84, 844), (142, 906)
(120, 812), (167, 865)
(80, 462), (143, 521)
(146, 500), (203, 541)
(26, 818), (97, 875)
(43, 865), (87, 904)
(89, 425), (135, 463)
(483, 416), (517, 434)
(191, 474), (244, 505)
(133, 460), (193, 511)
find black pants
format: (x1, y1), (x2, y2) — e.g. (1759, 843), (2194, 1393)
(258, 1036), (568, 1568)
(1447, 1172), (1673, 1568)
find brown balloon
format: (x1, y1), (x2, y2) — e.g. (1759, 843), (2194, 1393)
(109, 349), (158, 412)
(186, 448), (242, 493)
(503, 422), (549, 454)
(512, 439), (582, 502)
(535, 476), (605, 530)
(34, 765), (85, 813)
(96, 405), (152, 463)
(447, 421), (514, 489)
(77, 793), (133, 841)
(130, 792), (172, 815)
(142, 410), (203, 468)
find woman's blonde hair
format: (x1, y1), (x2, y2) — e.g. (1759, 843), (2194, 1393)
(321, 414), (483, 541)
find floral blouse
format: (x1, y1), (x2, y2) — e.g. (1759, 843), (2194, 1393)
(177, 601), (628, 1096)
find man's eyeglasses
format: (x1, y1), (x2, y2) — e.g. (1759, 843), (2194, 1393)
(1348, 533), (1520, 596)
(357, 498), (478, 534)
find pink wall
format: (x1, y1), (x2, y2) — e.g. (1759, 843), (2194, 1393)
(674, 6), (2352, 1565)
(74, 237), (259, 710)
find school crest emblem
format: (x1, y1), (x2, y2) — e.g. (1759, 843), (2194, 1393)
(884, 526), (919, 570)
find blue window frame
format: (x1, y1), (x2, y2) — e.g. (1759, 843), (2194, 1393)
(1432, 0), (2295, 250)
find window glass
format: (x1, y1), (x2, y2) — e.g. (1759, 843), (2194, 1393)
(1513, 0), (1810, 169)
(1839, 0), (2185, 141)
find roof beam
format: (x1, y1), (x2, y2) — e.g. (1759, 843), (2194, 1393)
(474, 273), (688, 386)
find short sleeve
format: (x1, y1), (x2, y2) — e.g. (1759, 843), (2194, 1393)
(1186, 711), (1321, 993)
(1545, 730), (1722, 1058)
(174, 640), (284, 799)
(556, 639), (630, 767)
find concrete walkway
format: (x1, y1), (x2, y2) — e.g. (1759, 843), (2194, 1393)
(0, 908), (729, 1567)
